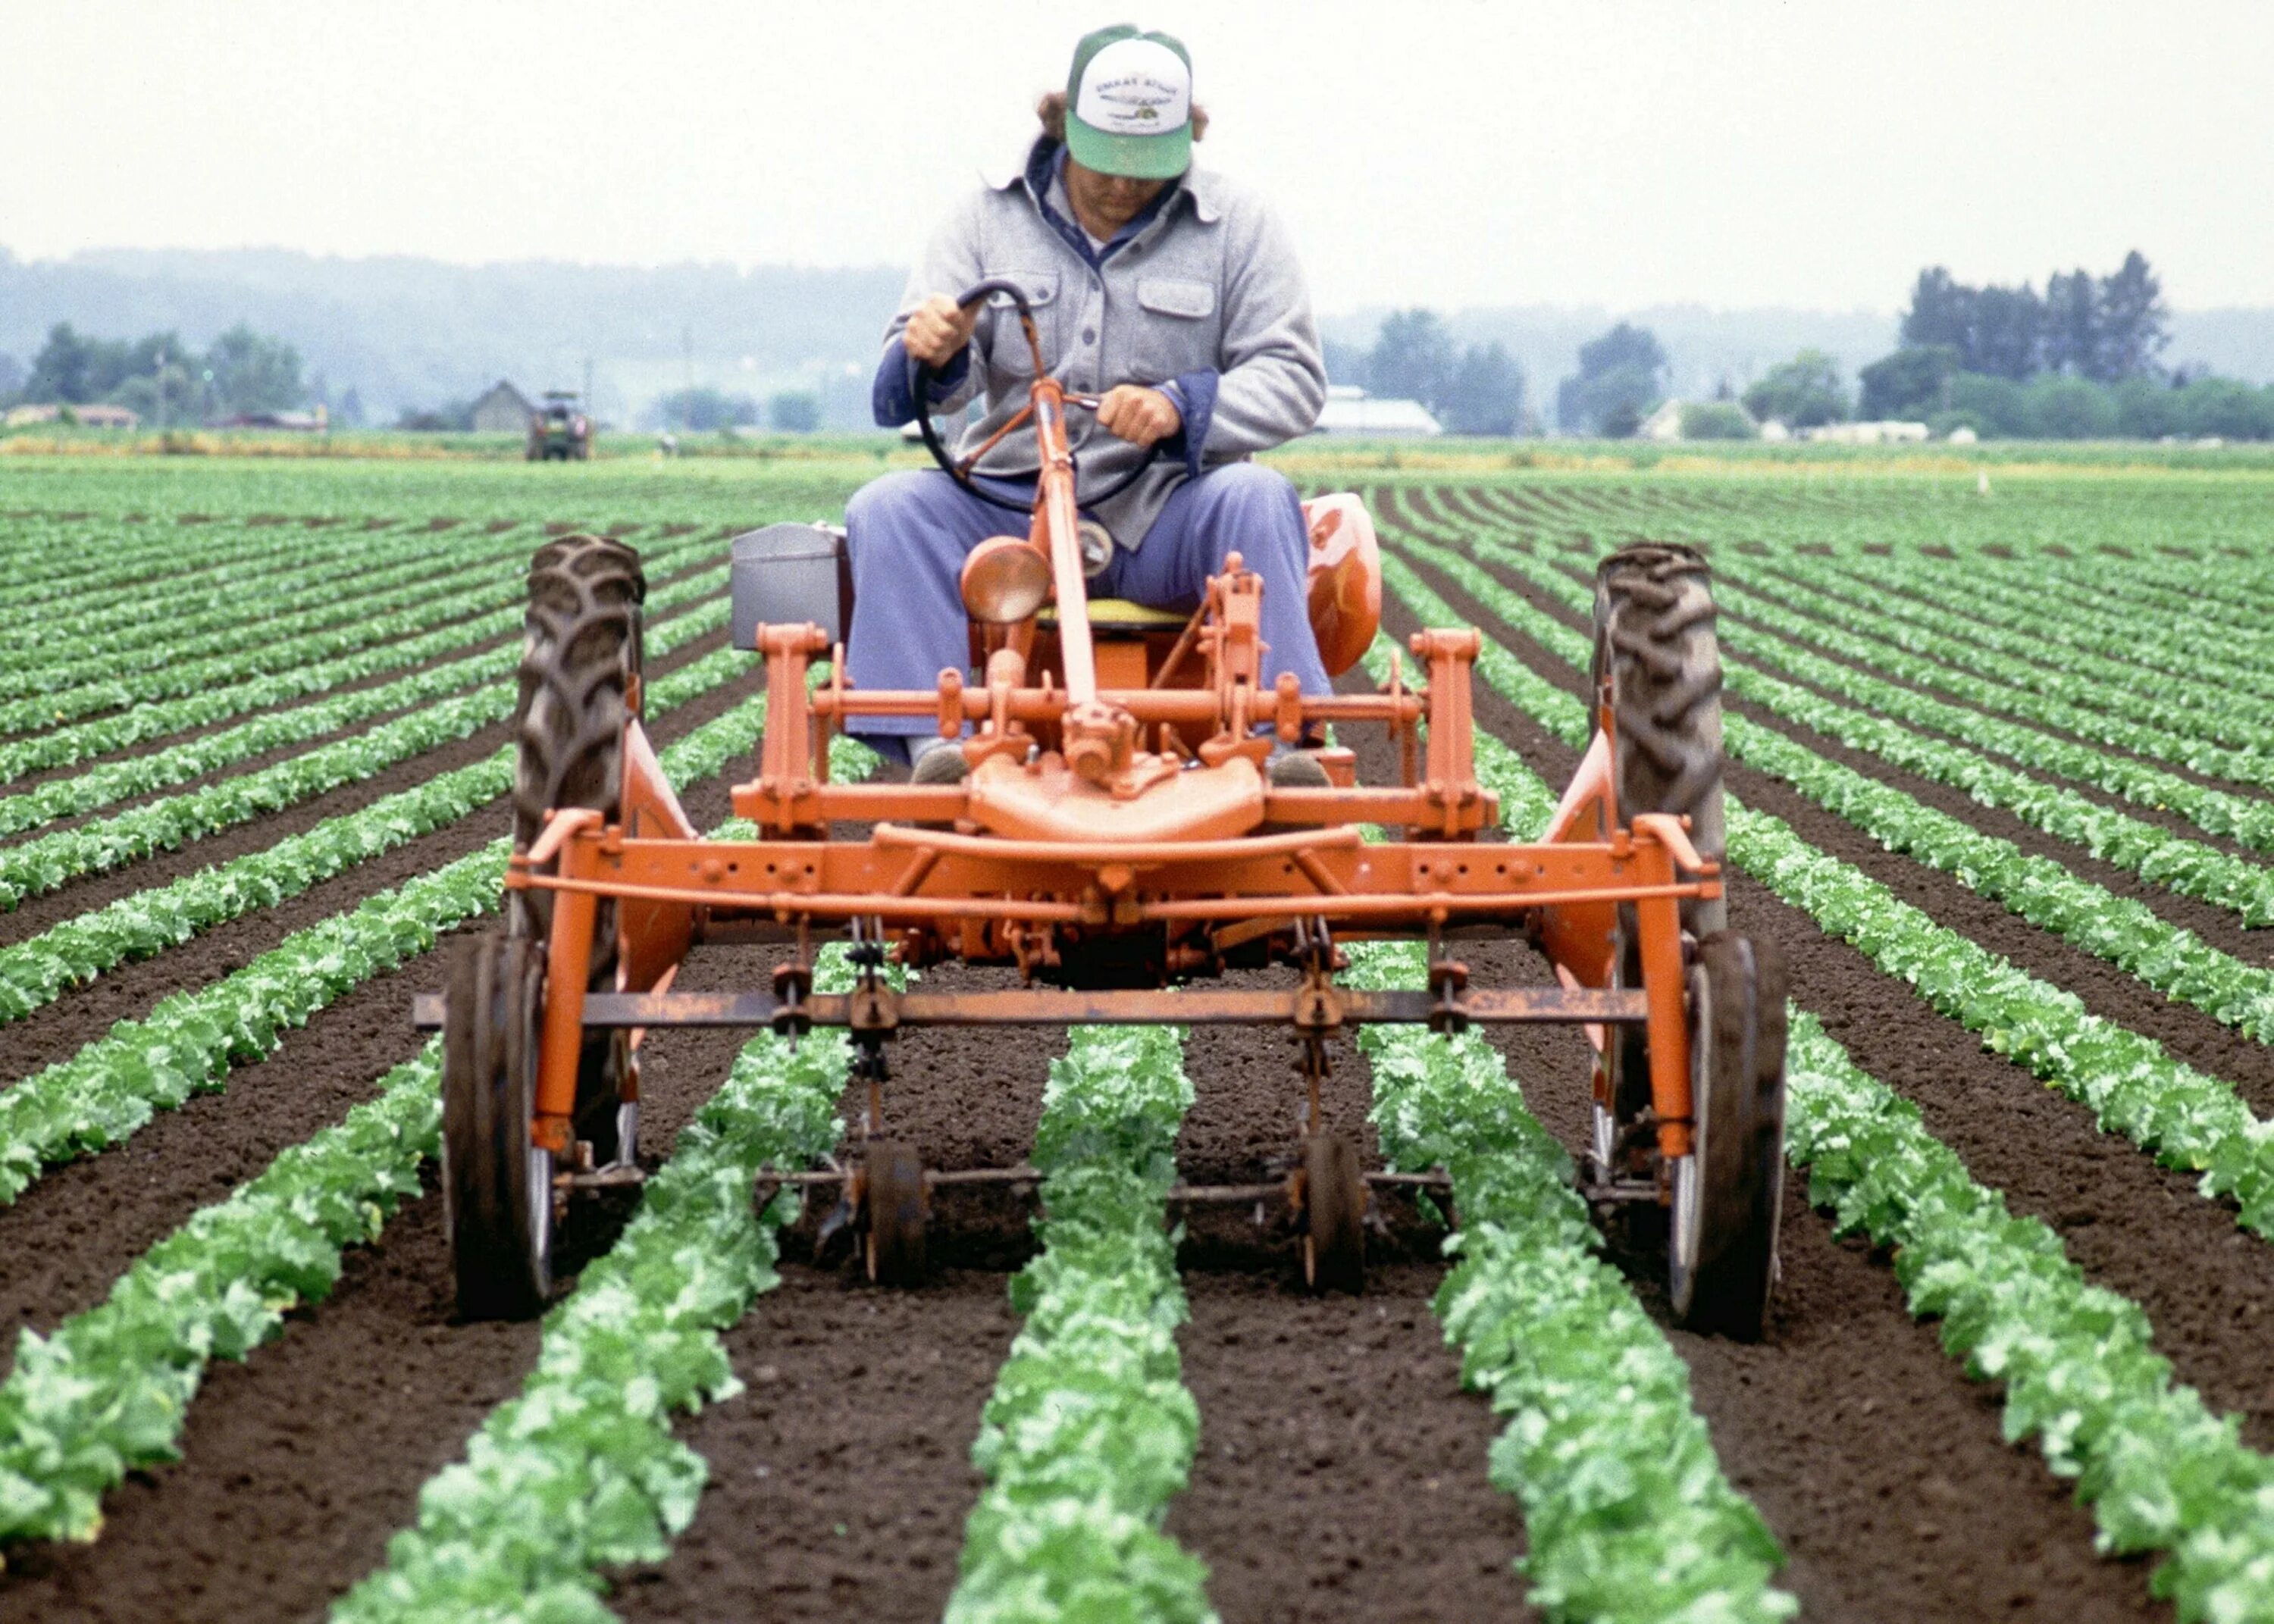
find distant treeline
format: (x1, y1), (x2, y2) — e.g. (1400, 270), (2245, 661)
(1534, 252), (2274, 441)
(2, 321), (338, 424)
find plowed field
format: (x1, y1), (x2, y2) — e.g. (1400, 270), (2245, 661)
(0, 453), (2268, 1623)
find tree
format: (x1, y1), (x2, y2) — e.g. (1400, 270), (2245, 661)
(2028, 376), (2119, 438)
(2095, 250), (2169, 382)
(25, 324), (110, 403)
(767, 392), (820, 433)
(1857, 346), (1959, 419)
(2041, 268), (2100, 379)
(1320, 336), (1369, 389)
(1556, 322), (1666, 435)
(1968, 284), (2043, 380)
(1899, 268), (1974, 353)
(0, 353), (19, 403)
(1367, 309), (1457, 410)
(656, 386), (756, 431)
(1741, 349), (1850, 428)
(336, 386), (366, 429)
(1437, 343), (1526, 436)
(204, 324), (305, 414)
(1679, 402), (1755, 440)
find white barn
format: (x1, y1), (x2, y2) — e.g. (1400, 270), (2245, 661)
(1311, 385), (1441, 437)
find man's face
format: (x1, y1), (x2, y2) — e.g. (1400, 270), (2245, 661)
(1064, 158), (1170, 233)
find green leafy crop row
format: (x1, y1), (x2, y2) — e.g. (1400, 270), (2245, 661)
(947, 1024), (1213, 1624)
(0, 524), (724, 781)
(329, 957), (852, 1624)
(0, 632), (743, 1023)
(1709, 574), (2274, 857)
(1710, 559), (2274, 800)
(0, 558), (728, 844)
(1348, 634), (1790, 1622)
(0, 523), (528, 696)
(1350, 941), (1796, 1623)
(0, 1043), (442, 1549)
(1417, 508), (2274, 906)
(0, 684), (773, 1206)
(1370, 527), (2274, 1241)
(0, 562), (532, 736)
(1785, 1010), (2274, 1622)
(0, 589), (730, 912)
(332, 738), (880, 1621)
(1364, 587), (2274, 1619)
(0, 516), (366, 618)
(1814, 545), (2274, 706)
(1755, 550), (2274, 759)
(1721, 696), (2274, 1040)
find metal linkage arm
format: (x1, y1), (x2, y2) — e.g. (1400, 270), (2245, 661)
(415, 984), (1650, 1033)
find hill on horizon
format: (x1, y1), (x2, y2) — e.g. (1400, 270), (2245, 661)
(5, 246), (2271, 430)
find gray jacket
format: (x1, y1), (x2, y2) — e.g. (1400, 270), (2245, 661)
(881, 137), (1326, 547)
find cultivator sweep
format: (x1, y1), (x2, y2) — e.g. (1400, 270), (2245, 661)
(426, 280), (1789, 1334)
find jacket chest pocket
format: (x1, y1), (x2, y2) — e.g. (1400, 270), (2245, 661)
(1129, 277), (1220, 384)
(981, 271), (1060, 380)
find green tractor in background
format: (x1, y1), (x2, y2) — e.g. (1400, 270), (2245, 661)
(526, 391), (593, 462)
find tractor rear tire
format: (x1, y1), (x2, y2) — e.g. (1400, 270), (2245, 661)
(862, 1141), (928, 1285)
(1669, 932), (1787, 1340)
(509, 534), (646, 1165)
(443, 932), (554, 1320)
(1299, 1133), (1366, 1294)
(1590, 542), (1727, 940)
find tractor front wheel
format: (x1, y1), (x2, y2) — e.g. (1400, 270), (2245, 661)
(1668, 932), (1788, 1340)
(510, 535), (645, 1167)
(443, 933), (554, 1320)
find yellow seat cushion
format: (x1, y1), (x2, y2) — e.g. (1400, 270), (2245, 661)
(1038, 597), (1189, 631)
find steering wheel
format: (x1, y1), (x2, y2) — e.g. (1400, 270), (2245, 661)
(910, 277), (1160, 515)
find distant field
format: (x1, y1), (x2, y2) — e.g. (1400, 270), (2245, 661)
(7, 421), (2274, 474)
(0, 451), (2270, 1621)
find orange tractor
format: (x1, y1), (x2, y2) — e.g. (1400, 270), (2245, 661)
(425, 281), (1788, 1335)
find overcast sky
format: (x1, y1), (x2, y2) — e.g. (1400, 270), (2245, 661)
(5, 0), (2269, 314)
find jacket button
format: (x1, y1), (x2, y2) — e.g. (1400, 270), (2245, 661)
(1082, 327), (1097, 345)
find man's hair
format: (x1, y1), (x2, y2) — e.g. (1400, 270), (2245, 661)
(1036, 89), (1208, 145)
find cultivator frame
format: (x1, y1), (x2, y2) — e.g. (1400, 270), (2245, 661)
(430, 278), (1785, 1335)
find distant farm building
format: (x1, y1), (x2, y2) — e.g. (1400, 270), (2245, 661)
(5, 402), (139, 429)
(1803, 421), (1931, 445)
(469, 380), (537, 433)
(1311, 386), (1441, 437)
(209, 408), (327, 430)
(1640, 402), (1686, 443)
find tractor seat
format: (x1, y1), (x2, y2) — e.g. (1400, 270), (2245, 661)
(1038, 598), (1189, 633)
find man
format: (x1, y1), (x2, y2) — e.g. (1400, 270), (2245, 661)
(847, 23), (1330, 784)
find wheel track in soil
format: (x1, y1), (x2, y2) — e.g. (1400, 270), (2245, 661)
(1385, 517), (2274, 1460)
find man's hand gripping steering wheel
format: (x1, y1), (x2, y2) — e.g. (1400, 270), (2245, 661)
(907, 279), (1170, 515)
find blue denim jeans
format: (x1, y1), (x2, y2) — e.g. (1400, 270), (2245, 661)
(841, 462), (1330, 761)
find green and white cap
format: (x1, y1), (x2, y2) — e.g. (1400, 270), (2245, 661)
(1065, 24), (1192, 180)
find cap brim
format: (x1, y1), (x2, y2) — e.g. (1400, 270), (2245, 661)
(1066, 115), (1190, 180)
